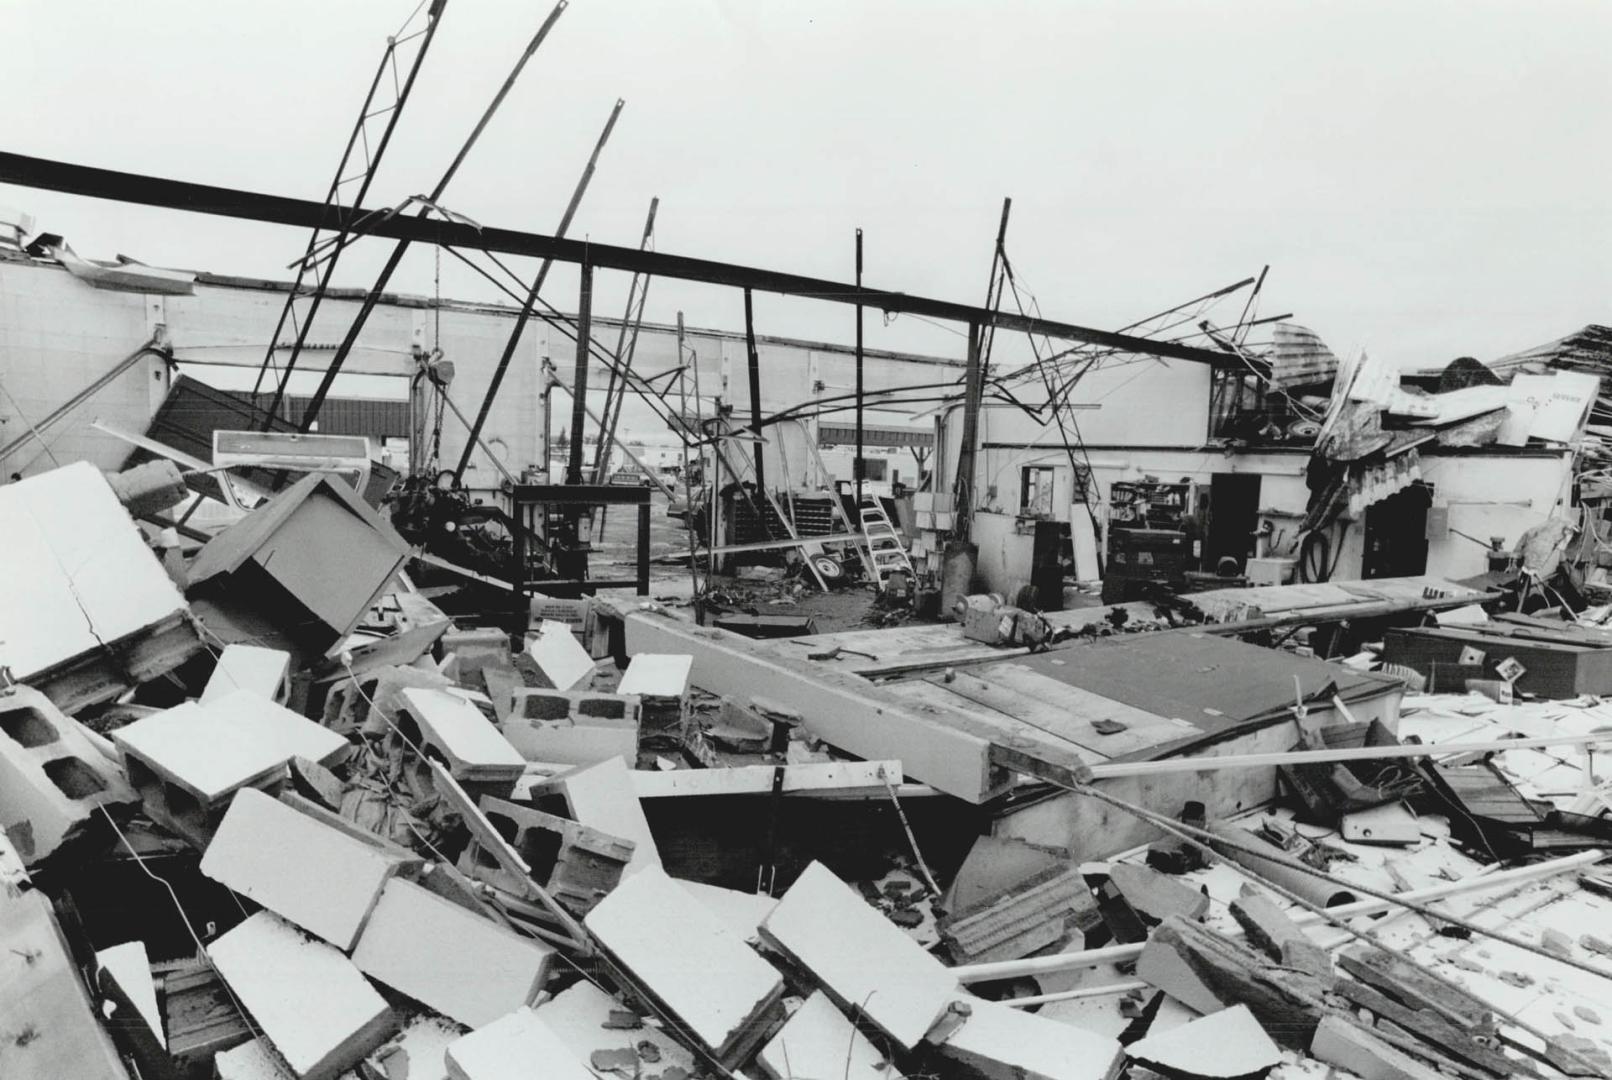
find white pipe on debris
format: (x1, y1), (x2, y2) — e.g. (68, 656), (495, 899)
(1083, 732), (1605, 780)
(951, 848), (1604, 984)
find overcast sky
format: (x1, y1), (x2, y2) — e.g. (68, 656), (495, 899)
(4, 0), (1609, 373)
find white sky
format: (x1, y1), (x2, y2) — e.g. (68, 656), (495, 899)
(4, 0), (1609, 374)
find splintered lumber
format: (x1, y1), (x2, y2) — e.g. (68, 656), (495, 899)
(1135, 915), (1325, 1048)
(1328, 978), (1519, 1077)
(1126, 1004), (1281, 1078)
(760, 860), (957, 1050)
(208, 911), (394, 1080)
(625, 613), (1002, 802)
(1229, 885), (1331, 976)
(952, 849), (1603, 984)
(583, 866), (783, 1063)
(1336, 945), (1497, 1033)
(939, 863), (1093, 964)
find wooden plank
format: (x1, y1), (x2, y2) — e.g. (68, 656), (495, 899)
(625, 614), (1003, 803)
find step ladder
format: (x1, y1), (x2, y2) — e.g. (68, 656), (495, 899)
(859, 496), (916, 590)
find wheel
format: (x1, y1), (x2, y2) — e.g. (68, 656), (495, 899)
(811, 554), (845, 580)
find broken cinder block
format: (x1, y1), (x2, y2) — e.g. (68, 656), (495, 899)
(757, 991), (905, 1080)
(935, 996), (1125, 1080)
(0, 684), (136, 864)
(207, 911), (395, 1080)
(532, 980), (697, 1076)
(200, 788), (419, 951)
(353, 877), (556, 1028)
(525, 620), (595, 691)
(444, 1006), (595, 1080)
(395, 687), (524, 787)
(502, 688), (641, 766)
(200, 643), (292, 705)
(761, 860), (957, 1051)
(532, 756), (660, 874)
(113, 700), (291, 848)
(463, 795), (634, 914)
(584, 865), (784, 1064)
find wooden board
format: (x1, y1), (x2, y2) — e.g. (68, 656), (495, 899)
(965, 664), (1201, 757)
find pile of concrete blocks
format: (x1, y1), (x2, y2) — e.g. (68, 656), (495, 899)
(0, 684), (135, 864)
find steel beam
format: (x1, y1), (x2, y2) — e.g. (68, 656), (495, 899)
(0, 151), (1237, 367)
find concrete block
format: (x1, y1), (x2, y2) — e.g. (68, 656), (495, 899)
(532, 980), (696, 1076)
(444, 1007), (594, 1080)
(201, 644), (292, 704)
(584, 865), (783, 1062)
(1, 460), (190, 689)
(97, 940), (164, 1050)
(466, 796), (634, 913)
(440, 627), (511, 682)
(757, 991), (903, 1080)
(113, 701), (288, 804)
(395, 687), (524, 782)
(215, 1037), (294, 1079)
(503, 688), (640, 767)
(937, 997), (1124, 1080)
(208, 911), (394, 1080)
(0, 684), (136, 863)
(1310, 1014), (1445, 1080)
(1107, 862), (1209, 924)
(0, 890), (130, 1080)
(201, 788), (416, 950)
(678, 878), (777, 943)
(353, 878), (556, 1028)
(365, 1017), (462, 1080)
(760, 860), (955, 1050)
(539, 757), (660, 874)
(525, 620), (594, 691)
(209, 689), (350, 768)
(1127, 1003), (1279, 1078)
(616, 654), (692, 698)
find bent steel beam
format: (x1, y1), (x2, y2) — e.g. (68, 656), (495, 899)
(0, 150), (1234, 366)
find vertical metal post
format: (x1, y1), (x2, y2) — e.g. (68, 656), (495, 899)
(954, 322), (983, 541)
(636, 502), (651, 595)
(676, 313), (701, 614)
(744, 288), (765, 492)
(567, 260), (593, 486)
(854, 227), (865, 510)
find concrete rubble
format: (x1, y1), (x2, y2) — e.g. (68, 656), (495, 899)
(6, 456), (1612, 1080)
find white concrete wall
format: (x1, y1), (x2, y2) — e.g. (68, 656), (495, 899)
(0, 259), (959, 493)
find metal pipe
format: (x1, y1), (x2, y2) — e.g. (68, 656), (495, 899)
(297, 0), (570, 431)
(592, 196), (659, 485)
(454, 96), (623, 480)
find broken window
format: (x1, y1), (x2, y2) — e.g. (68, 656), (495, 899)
(1020, 465), (1056, 517)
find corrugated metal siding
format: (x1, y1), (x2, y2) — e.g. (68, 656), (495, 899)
(240, 393), (411, 437)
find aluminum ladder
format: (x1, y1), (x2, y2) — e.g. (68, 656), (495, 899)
(858, 496), (915, 590)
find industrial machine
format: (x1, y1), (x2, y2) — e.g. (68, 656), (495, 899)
(1102, 477), (1199, 602)
(954, 593), (1052, 649)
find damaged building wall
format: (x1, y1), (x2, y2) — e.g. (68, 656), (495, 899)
(952, 374), (1575, 590)
(0, 255), (959, 492)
